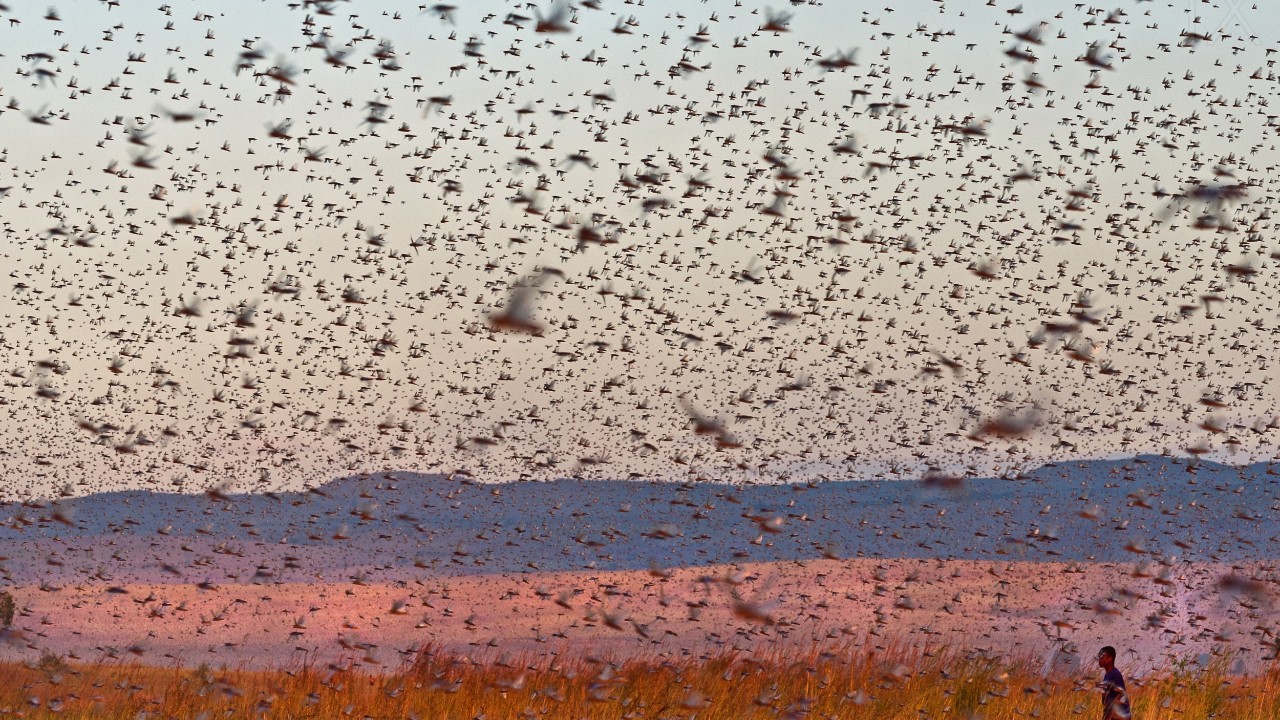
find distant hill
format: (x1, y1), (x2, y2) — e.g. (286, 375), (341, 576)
(1, 455), (1276, 585)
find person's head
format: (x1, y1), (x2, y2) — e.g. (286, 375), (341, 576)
(1097, 646), (1117, 670)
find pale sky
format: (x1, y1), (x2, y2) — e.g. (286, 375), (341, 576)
(2, 0), (1279, 499)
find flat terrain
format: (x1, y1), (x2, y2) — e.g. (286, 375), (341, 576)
(2, 557), (1270, 674)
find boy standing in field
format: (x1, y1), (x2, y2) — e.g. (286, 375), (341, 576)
(1097, 645), (1131, 719)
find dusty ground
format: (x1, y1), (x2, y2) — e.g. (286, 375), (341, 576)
(1, 558), (1273, 674)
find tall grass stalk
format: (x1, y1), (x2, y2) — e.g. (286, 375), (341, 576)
(0, 640), (1277, 718)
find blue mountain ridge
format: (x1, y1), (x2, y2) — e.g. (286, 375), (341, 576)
(0, 455), (1275, 585)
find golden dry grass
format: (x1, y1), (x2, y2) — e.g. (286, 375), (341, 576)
(0, 641), (1277, 719)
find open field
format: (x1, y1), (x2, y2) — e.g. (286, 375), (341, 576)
(2, 639), (1279, 719)
(4, 462), (1279, 715)
(1, 557), (1275, 675)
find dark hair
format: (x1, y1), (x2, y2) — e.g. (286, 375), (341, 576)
(1099, 646), (1116, 659)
